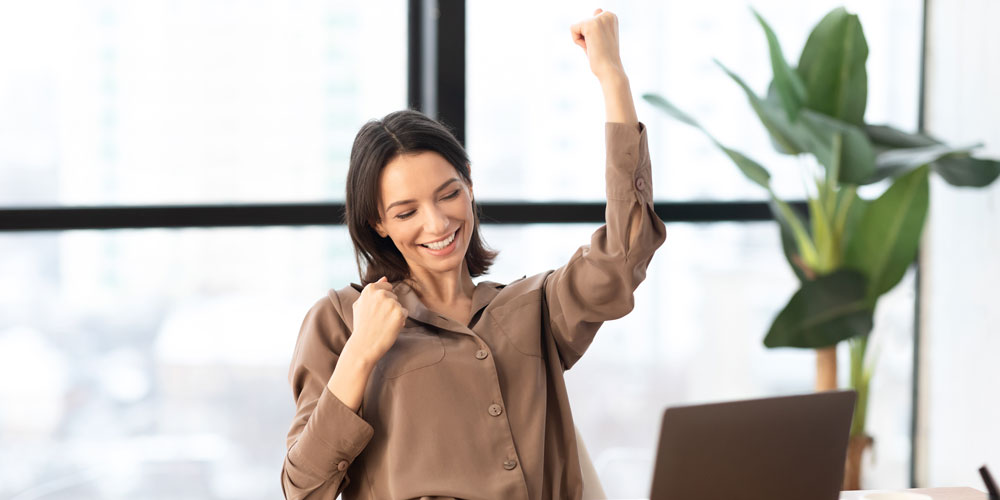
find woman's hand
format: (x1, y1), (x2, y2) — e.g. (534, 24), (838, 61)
(346, 277), (408, 366)
(571, 9), (638, 125)
(326, 277), (407, 411)
(570, 9), (626, 84)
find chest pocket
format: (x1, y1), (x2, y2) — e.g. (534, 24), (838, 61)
(489, 289), (544, 358)
(376, 327), (446, 379)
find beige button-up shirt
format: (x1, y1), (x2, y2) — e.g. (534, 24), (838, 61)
(282, 123), (667, 500)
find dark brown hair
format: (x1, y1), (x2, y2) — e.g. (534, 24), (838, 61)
(345, 109), (497, 285)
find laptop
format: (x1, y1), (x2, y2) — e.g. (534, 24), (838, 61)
(649, 390), (856, 500)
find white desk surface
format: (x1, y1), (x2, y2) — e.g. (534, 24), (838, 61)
(840, 487), (987, 500)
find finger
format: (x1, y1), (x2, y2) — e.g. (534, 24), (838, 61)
(368, 280), (393, 291)
(377, 276), (388, 283)
(570, 26), (587, 50)
(593, 8), (603, 16)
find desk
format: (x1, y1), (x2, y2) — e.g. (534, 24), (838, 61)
(840, 488), (986, 500)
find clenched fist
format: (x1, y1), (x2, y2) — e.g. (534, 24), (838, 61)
(570, 9), (626, 83)
(347, 276), (409, 366)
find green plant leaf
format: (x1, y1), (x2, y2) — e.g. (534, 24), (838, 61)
(716, 61), (875, 183)
(643, 91), (819, 268)
(753, 8), (807, 121)
(642, 92), (772, 189)
(933, 156), (1000, 187)
(771, 196), (820, 270)
(879, 143), (980, 171)
(833, 186), (868, 254)
(797, 7), (869, 126)
(765, 81), (797, 155)
(798, 111), (876, 184)
(865, 143), (982, 184)
(768, 199), (816, 281)
(715, 60), (808, 155)
(842, 192), (869, 240)
(865, 124), (940, 149)
(776, 215), (809, 282)
(845, 165), (931, 300)
(641, 93), (700, 128)
(862, 125), (1000, 186)
(764, 269), (874, 348)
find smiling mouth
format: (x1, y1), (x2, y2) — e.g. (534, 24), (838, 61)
(420, 227), (459, 250)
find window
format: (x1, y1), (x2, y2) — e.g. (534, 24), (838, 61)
(0, 227), (358, 499)
(1, 0), (926, 496)
(0, 2), (406, 206)
(467, 0), (922, 202)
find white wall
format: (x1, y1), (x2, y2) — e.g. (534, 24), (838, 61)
(917, 0), (1000, 488)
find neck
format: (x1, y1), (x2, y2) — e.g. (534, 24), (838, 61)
(407, 264), (476, 305)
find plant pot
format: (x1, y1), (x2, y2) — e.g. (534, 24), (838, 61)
(843, 433), (874, 491)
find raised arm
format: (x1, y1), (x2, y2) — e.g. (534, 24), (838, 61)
(545, 10), (667, 370)
(571, 8), (638, 127)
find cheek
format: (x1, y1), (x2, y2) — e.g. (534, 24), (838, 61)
(385, 221), (418, 248)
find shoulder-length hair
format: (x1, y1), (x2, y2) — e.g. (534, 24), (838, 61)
(345, 109), (497, 285)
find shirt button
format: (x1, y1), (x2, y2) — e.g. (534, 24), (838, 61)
(488, 404), (503, 417)
(503, 459), (518, 470)
(475, 349), (489, 360)
(635, 176), (646, 190)
(337, 460), (349, 472)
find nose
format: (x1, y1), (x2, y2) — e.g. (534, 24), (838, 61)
(423, 204), (450, 236)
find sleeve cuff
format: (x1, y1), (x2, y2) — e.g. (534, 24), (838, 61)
(287, 385), (375, 478)
(605, 121), (652, 203)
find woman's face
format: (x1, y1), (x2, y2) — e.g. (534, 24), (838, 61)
(374, 151), (475, 280)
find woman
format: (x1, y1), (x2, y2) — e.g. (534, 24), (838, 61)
(281, 9), (666, 500)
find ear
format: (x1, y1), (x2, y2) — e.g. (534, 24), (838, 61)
(373, 219), (388, 238)
(464, 169), (475, 201)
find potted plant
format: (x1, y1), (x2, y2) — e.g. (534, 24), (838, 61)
(643, 6), (1000, 490)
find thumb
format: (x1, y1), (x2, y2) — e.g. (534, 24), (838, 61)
(378, 276), (388, 283)
(593, 8), (603, 16)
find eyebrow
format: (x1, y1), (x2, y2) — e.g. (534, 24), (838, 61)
(385, 178), (460, 212)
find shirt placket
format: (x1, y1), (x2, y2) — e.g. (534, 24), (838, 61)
(397, 284), (532, 500)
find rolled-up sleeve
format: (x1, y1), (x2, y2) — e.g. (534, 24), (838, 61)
(281, 293), (374, 499)
(543, 122), (667, 370)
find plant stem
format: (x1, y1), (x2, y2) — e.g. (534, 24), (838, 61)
(816, 346), (838, 391)
(833, 185), (857, 240)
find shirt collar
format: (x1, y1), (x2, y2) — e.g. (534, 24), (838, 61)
(391, 279), (504, 331)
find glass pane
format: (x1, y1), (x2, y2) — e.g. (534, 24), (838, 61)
(0, 227), (357, 499)
(467, 0), (922, 201)
(0, 222), (913, 497)
(0, 1), (406, 207)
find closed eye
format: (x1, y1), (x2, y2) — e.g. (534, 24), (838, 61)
(393, 189), (459, 220)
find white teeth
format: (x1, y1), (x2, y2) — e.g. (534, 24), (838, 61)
(422, 230), (456, 250)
